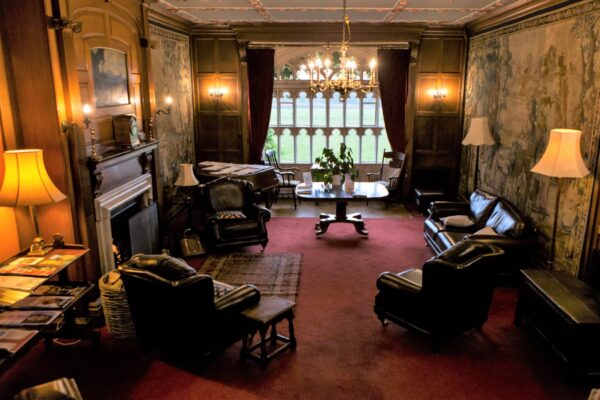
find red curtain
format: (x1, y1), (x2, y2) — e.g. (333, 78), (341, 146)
(377, 49), (411, 152)
(247, 48), (275, 164)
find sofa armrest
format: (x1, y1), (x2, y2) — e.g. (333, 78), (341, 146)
(429, 201), (471, 218)
(214, 284), (260, 313)
(376, 270), (423, 294)
(463, 234), (535, 250)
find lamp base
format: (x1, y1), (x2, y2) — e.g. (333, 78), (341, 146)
(27, 237), (52, 257)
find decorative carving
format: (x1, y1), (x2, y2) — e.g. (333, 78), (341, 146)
(141, 152), (153, 174)
(146, 117), (154, 141)
(71, 21), (82, 33)
(92, 171), (104, 198)
(48, 17), (70, 31)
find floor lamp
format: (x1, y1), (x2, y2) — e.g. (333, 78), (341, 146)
(531, 128), (590, 268)
(0, 149), (67, 256)
(462, 117), (494, 191)
(174, 163), (199, 230)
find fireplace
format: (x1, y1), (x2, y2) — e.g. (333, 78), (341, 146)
(94, 173), (156, 275)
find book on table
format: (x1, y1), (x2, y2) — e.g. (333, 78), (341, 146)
(0, 310), (61, 326)
(0, 288), (30, 308)
(0, 328), (38, 355)
(0, 276), (46, 291)
(296, 183), (313, 194)
(31, 284), (88, 297)
(11, 296), (73, 310)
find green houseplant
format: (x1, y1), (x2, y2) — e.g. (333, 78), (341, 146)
(315, 143), (358, 191)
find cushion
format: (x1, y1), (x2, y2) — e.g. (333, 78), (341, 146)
(216, 210), (246, 219)
(469, 190), (499, 225)
(485, 200), (526, 237)
(471, 227), (498, 236)
(441, 215), (475, 228)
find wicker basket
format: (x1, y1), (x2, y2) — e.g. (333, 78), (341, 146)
(99, 271), (136, 339)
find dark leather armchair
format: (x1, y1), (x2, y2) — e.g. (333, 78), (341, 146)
(120, 253), (260, 360)
(374, 241), (504, 350)
(199, 178), (271, 251)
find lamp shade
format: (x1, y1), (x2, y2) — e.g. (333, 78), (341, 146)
(0, 149), (66, 206)
(174, 163), (199, 187)
(531, 129), (590, 178)
(462, 117), (494, 146)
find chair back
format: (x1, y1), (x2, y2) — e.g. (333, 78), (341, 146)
(201, 178), (255, 212)
(119, 254), (217, 355)
(265, 150), (280, 169)
(422, 241), (504, 331)
(381, 152), (407, 190)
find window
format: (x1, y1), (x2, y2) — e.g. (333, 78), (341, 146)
(265, 52), (388, 164)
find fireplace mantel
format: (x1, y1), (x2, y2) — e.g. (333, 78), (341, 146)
(88, 140), (159, 198)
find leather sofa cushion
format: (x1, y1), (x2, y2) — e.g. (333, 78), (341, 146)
(469, 190), (499, 225)
(435, 230), (465, 252)
(485, 200), (526, 237)
(220, 219), (261, 239)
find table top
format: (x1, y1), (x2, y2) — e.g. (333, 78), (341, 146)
(241, 296), (295, 324)
(295, 182), (389, 201)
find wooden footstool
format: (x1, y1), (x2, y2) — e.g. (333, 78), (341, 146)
(241, 296), (296, 369)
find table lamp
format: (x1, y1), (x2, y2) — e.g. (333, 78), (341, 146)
(175, 163), (199, 229)
(531, 128), (590, 267)
(462, 117), (494, 191)
(0, 149), (67, 256)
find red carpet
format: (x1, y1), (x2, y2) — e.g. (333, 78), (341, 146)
(0, 216), (589, 399)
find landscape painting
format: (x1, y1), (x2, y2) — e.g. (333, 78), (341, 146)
(91, 48), (129, 107)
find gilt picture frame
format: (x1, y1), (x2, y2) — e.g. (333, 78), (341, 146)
(91, 48), (130, 107)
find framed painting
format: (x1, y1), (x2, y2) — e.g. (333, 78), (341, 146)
(91, 48), (130, 107)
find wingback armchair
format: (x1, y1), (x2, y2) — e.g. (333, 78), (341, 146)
(199, 178), (271, 251)
(374, 240), (504, 350)
(119, 253), (260, 360)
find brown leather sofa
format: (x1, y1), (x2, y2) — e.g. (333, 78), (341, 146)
(374, 241), (504, 350)
(199, 178), (271, 251)
(120, 253), (260, 361)
(424, 189), (535, 278)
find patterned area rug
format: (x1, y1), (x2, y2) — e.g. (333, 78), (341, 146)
(197, 253), (302, 301)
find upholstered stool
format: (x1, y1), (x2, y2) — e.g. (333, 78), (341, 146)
(414, 188), (446, 215)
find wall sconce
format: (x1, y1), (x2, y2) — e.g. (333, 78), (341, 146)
(429, 88), (447, 101)
(209, 87), (227, 102)
(82, 103), (100, 161)
(156, 96), (173, 115)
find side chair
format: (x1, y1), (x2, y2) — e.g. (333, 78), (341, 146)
(367, 150), (406, 207)
(265, 149), (301, 209)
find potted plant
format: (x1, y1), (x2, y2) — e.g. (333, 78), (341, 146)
(338, 143), (358, 191)
(315, 143), (358, 192)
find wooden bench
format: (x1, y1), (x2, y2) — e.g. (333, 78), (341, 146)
(515, 269), (600, 382)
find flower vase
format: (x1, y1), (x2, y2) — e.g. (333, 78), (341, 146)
(344, 174), (354, 192)
(332, 174), (342, 187)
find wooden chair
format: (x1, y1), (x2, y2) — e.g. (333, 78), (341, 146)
(265, 149), (301, 209)
(367, 150), (406, 207)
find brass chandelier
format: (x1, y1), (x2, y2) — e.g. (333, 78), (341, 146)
(307, 0), (377, 101)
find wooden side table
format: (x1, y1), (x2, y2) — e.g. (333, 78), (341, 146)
(241, 296), (296, 369)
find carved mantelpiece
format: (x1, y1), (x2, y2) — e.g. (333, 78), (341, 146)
(87, 140), (159, 198)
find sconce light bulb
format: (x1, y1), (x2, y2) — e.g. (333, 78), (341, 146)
(82, 104), (92, 115)
(369, 59), (377, 69)
(308, 61), (315, 69)
(165, 96), (173, 105)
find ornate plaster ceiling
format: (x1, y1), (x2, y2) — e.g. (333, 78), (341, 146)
(155, 0), (522, 26)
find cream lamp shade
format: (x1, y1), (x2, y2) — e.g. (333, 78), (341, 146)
(174, 163), (199, 187)
(531, 129), (590, 178)
(0, 149), (66, 206)
(462, 117), (494, 146)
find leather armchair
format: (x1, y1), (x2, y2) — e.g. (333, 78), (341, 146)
(199, 178), (271, 251)
(374, 241), (504, 350)
(424, 189), (535, 280)
(120, 253), (260, 360)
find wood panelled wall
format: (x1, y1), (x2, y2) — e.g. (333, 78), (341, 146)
(412, 31), (466, 197)
(192, 32), (244, 163)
